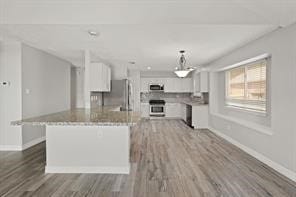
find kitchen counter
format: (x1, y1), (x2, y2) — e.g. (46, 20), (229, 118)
(12, 106), (140, 174)
(181, 101), (208, 106)
(11, 106), (141, 126)
(141, 101), (207, 106)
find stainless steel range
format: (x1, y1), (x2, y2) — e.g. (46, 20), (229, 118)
(149, 100), (165, 117)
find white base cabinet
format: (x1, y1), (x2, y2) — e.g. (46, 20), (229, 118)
(140, 102), (208, 129)
(46, 125), (130, 174)
(192, 105), (208, 129)
(165, 103), (181, 118)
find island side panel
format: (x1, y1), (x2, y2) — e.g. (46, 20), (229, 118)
(45, 125), (130, 174)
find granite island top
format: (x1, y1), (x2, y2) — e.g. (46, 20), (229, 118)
(11, 106), (141, 126)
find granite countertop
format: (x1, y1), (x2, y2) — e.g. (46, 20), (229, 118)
(181, 101), (208, 106)
(11, 106), (141, 126)
(141, 101), (208, 106)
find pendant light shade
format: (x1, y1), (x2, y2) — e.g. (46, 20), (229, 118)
(174, 70), (191, 78)
(174, 50), (195, 78)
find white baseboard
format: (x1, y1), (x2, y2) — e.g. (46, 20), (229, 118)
(45, 165), (130, 174)
(0, 136), (46, 151)
(208, 126), (296, 182)
(0, 145), (22, 151)
(22, 136), (46, 150)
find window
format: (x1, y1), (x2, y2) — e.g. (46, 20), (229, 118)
(225, 58), (267, 113)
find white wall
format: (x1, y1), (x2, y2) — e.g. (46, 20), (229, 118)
(84, 50), (91, 108)
(207, 23), (296, 178)
(128, 69), (141, 112)
(71, 67), (84, 109)
(21, 44), (71, 145)
(0, 39), (22, 149)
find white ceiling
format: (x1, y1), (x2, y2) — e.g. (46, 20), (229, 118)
(1, 0), (296, 70)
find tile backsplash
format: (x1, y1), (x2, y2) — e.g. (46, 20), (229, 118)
(141, 92), (202, 103)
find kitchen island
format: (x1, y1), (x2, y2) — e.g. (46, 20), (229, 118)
(12, 106), (140, 174)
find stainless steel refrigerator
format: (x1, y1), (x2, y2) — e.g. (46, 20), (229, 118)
(102, 79), (133, 111)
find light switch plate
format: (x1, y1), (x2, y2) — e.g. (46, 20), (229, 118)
(1, 81), (10, 86)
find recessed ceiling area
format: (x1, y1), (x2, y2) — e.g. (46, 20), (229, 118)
(1, 0), (296, 71)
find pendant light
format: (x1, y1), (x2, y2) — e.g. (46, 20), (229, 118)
(174, 50), (195, 78)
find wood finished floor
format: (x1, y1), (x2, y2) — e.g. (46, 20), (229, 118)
(0, 119), (296, 197)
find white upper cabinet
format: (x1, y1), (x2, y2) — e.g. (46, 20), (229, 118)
(180, 78), (193, 92)
(193, 71), (208, 96)
(164, 78), (176, 92)
(165, 78), (192, 93)
(140, 77), (193, 93)
(90, 63), (111, 92)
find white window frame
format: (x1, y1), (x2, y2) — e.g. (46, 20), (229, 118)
(225, 57), (269, 115)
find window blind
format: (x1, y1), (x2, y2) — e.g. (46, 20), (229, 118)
(225, 59), (267, 112)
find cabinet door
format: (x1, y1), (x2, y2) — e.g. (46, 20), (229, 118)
(193, 72), (201, 95)
(103, 65), (111, 91)
(165, 103), (181, 118)
(165, 104), (174, 117)
(200, 71), (208, 92)
(101, 64), (107, 91)
(192, 105), (208, 129)
(174, 104), (181, 118)
(174, 78), (183, 92)
(164, 78), (175, 92)
(89, 63), (101, 91)
(193, 71), (208, 95)
(177, 78), (192, 92)
(184, 78), (193, 92)
(107, 66), (111, 91)
(90, 63), (111, 92)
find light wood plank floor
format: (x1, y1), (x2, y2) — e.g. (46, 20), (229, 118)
(0, 119), (296, 197)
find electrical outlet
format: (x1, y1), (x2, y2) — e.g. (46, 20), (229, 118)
(97, 130), (103, 138)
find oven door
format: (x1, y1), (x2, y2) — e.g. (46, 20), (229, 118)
(150, 105), (165, 116)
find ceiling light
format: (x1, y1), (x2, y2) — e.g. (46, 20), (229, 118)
(147, 66), (151, 70)
(174, 50), (195, 78)
(174, 70), (191, 78)
(88, 30), (98, 37)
